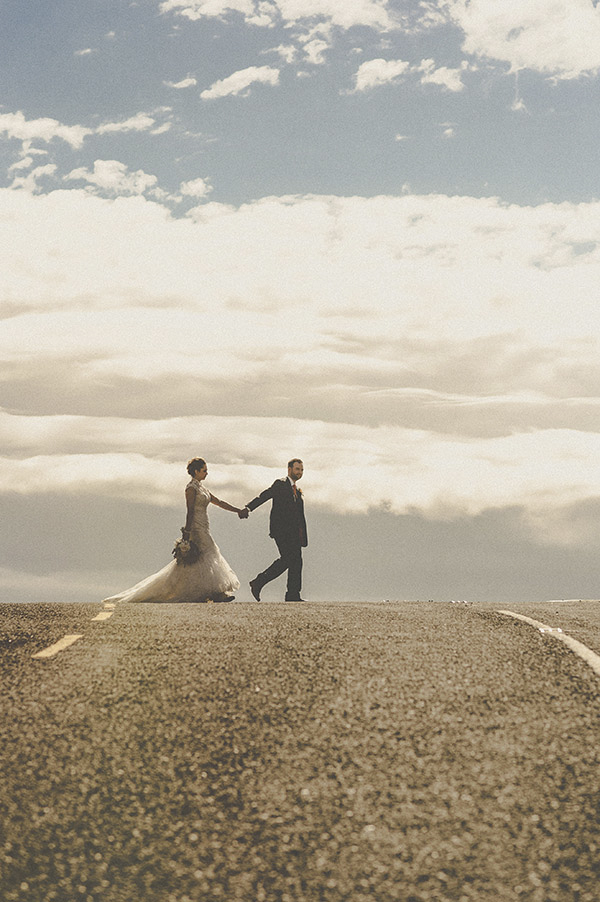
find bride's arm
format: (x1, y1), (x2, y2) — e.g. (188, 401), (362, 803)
(183, 486), (196, 537)
(210, 493), (244, 514)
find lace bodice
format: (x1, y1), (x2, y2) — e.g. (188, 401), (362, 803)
(187, 478), (210, 502)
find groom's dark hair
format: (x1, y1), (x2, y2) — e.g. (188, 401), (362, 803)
(288, 458), (303, 469)
(187, 457), (206, 476)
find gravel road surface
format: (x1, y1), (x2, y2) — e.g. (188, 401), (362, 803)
(1, 599), (600, 902)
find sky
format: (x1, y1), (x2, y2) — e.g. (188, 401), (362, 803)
(3, 0), (600, 604)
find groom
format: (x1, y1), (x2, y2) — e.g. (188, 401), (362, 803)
(240, 459), (308, 602)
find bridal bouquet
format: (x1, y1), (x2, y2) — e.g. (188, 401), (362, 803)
(172, 528), (201, 566)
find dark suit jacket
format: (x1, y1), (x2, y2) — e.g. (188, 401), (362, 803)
(246, 478), (308, 547)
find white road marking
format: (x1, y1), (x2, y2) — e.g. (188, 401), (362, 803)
(498, 610), (600, 679)
(91, 611), (114, 621)
(32, 634), (84, 659)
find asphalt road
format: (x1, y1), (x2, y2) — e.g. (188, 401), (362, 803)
(1, 599), (600, 902)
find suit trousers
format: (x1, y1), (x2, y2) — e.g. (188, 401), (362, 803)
(256, 535), (303, 598)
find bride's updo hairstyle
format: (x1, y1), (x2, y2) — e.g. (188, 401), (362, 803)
(187, 457), (206, 477)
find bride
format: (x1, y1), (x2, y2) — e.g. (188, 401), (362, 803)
(103, 458), (243, 604)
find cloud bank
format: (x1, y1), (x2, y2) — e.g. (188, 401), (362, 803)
(3, 186), (600, 540)
(160, 0), (600, 81)
(160, 0), (395, 30)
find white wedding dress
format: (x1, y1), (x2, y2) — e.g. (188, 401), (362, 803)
(103, 479), (240, 603)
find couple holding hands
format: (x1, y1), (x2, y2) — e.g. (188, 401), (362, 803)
(103, 458), (308, 605)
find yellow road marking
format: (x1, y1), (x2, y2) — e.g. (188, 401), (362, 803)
(91, 611), (114, 622)
(32, 634), (84, 659)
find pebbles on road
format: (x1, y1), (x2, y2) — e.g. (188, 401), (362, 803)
(1, 600), (600, 902)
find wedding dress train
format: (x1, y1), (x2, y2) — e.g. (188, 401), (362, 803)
(103, 479), (240, 603)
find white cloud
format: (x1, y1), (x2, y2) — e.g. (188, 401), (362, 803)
(0, 111), (92, 149)
(21, 143), (49, 158)
(180, 176), (213, 198)
(151, 123), (172, 136)
(245, 0), (279, 26)
(160, 0), (257, 21)
(352, 58), (410, 91)
(8, 155), (35, 172)
(0, 451), (182, 505)
(294, 22), (333, 65)
(10, 163), (57, 193)
(164, 76), (198, 88)
(418, 59), (466, 92)
(443, 0), (600, 79)
(412, 1), (448, 30)
(301, 37), (330, 65)
(276, 0), (395, 29)
(65, 160), (159, 196)
(352, 57), (469, 93)
(96, 112), (166, 134)
(75, 48), (98, 57)
(0, 109), (171, 164)
(265, 44), (298, 64)
(200, 65), (280, 99)
(160, 0), (396, 30)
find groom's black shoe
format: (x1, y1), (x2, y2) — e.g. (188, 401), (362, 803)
(284, 596), (307, 602)
(249, 579), (262, 602)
